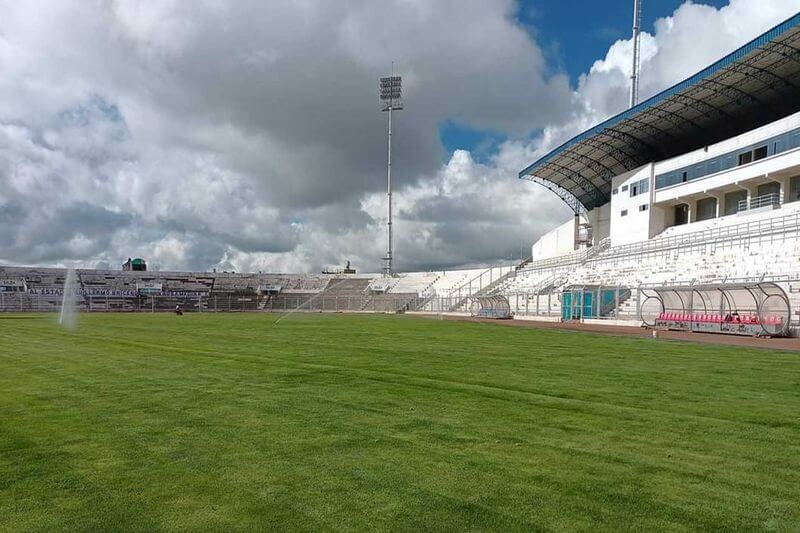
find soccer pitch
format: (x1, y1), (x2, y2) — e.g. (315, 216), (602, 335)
(1, 313), (799, 531)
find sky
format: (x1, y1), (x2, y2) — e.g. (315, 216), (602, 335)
(0, 0), (799, 274)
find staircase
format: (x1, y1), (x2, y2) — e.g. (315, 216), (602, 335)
(446, 263), (521, 312)
(599, 288), (632, 318)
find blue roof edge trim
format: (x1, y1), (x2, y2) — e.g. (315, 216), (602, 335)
(519, 11), (800, 179)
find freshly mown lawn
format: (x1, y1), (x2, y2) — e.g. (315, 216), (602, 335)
(0, 313), (799, 531)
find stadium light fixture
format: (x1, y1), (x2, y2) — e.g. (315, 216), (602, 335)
(380, 65), (403, 276)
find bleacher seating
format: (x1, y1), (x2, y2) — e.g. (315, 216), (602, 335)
(490, 204), (800, 325)
(3, 199), (799, 324)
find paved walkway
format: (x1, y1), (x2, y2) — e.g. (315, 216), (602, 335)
(437, 315), (800, 352)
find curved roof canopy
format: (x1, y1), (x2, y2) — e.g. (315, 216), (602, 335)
(520, 12), (800, 212)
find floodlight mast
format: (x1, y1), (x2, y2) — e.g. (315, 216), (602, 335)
(629, 0), (642, 108)
(379, 66), (403, 276)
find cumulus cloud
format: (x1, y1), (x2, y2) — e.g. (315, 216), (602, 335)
(0, 0), (799, 272)
(573, 0), (800, 131)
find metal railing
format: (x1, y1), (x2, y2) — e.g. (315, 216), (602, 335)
(445, 263), (518, 300)
(5, 280), (798, 330)
(738, 192), (780, 212)
(595, 207), (800, 264)
(520, 237), (611, 273)
(0, 292), (429, 314)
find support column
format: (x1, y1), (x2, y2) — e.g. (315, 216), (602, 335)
(778, 175), (791, 205)
(735, 183), (752, 212)
(710, 192), (723, 219)
(573, 213), (580, 251)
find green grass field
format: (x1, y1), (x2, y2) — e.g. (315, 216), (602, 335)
(1, 313), (799, 532)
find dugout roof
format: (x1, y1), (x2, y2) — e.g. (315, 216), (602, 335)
(520, 12), (800, 212)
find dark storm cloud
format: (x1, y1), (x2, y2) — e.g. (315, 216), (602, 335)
(57, 203), (132, 237)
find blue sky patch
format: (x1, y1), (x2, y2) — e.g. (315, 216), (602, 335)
(438, 121), (508, 163)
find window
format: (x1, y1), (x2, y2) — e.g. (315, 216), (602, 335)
(655, 125), (800, 191)
(738, 151), (753, 165)
(612, 188), (618, 195)
(620, 209), (628, 217)
(621, 185), (628, 192)
(639, 204), (648, 212)
(630, 178), (649, 197)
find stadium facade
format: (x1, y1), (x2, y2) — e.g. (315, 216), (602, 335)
(3, 13), (800, 336)
(522, 11), (800, 258)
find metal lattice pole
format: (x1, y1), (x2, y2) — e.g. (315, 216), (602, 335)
(380, 67), (403, 276)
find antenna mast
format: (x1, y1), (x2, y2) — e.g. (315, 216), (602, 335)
(629, 0), (642, 108)
(379, 65), (403, 276)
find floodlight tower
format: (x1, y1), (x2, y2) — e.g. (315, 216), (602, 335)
(379, 67), (403, 276)
(629, 0), (643, 108)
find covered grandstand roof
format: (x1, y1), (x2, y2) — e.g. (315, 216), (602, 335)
(520, 12), (800, 212)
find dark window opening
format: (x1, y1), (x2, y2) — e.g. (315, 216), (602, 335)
(753, 145), (768, 161)
(621, 185), (628, 192)
(620, 209), (628, 217)
(789, 176), (800, 203)
(639, 204), (648, 212)
(681, 171), (688, 183)
(696, 197), (717, 222)
(630, 185), (638, 196)
(738, 151), (753, 165)
(724, 190), (747, 216)
(674, 204), (689, 226)
(612, 188), (618, 195)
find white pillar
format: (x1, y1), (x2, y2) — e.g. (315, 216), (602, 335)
(709, 193), (723, 219)
(778, 176), (790, 204)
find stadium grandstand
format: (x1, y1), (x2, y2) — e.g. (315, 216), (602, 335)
(508, 11), (800, 336)
(3, 13), (800, 338)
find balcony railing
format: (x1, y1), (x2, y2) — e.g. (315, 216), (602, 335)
(738, 192), (780, 212)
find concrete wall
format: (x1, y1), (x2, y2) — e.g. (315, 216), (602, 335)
(531, 217), (576, 261)
(530, 202), (612, 261)
(588, 203), (611, 243)
(609, 164), (653, 246)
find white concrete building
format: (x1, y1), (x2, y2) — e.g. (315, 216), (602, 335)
(522, 12), (800, 264)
